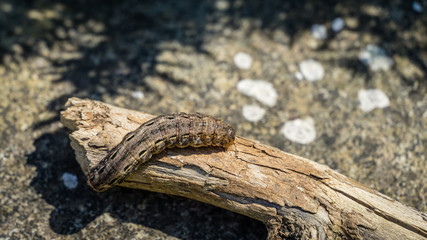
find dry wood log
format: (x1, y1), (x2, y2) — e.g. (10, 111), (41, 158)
(60, 97), (427, 240)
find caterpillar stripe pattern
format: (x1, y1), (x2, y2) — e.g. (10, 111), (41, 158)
(88, 112), (236, 192)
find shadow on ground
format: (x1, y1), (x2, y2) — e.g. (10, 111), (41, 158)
(1, 0), (424, 114)
(27, 130), (267, 238)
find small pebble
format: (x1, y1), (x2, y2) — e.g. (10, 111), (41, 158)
(295, 72), (304, 80)
(131, 90), (144, 99)
(412, 2), (423, 13)
(358, 89), (390, 112)
(1, 3), (13, 13)
(331, 17), (345, 32)
(233, 52), (253, 70)
(215, 0), (230, 10)
(242, 104), (266, 122)
(311, 24), (327, 40)
(237, 79), (278, 107)
(281, 118), (316, 144)
(299, 59), (325, 82)
(62, 172), (78, 189)
(359, 44), (393, 71)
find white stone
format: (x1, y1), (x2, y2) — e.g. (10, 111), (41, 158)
(215, 0), (230, 10)
(299, 59), (325, 82)
(359, 44), (393, 71)
(62, 172), (78, 189)
(295, 72), (304, 80)
(233, 52), (253, 70)
(242, 104), (266, 122)
(237, 79), (278, 107)
(412, 2), (423, 13)
(281, 118), (316, 144)
(331, 18), (345, 32)
(131, 91), (144, 99)
(311, 24), (327, 40)
(358, 89), (390, 112)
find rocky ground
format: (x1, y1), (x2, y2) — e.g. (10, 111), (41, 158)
(0, 0), (425, 239)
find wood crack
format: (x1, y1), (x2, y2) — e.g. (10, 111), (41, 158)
(61, 98), (427, 240)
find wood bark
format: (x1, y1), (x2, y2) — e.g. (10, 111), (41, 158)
(60, 97), (427, 240)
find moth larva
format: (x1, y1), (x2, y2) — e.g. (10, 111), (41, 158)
(88, 113), (235, 192)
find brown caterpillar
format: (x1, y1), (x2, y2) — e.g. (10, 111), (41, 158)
(88, 112), (236, 192)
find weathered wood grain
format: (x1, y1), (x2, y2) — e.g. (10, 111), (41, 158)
(60, 97), (427, 240)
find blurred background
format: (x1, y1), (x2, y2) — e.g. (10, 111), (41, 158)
(0, 0), (425, 239)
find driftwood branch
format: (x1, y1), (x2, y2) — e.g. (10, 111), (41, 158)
(60, 97), (427, 240)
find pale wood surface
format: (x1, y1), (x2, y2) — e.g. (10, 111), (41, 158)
(60, 97), (427, 240)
